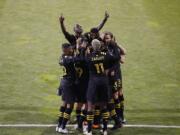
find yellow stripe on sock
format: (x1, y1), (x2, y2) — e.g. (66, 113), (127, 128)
(110, 110), (116, 116)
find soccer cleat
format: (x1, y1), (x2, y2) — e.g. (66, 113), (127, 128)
(55, 123), (61, 132)
(85, 131), (92, 135)
(83, 125), (88, 135)
(58, 128), (69, 134)
(55, 126), (59, 132)
(74, 124), (83, 132)
(111, 123), (122, 130)
(122, 118), (127, 124)
(83, 127), (92, 135)
(92, 124), (101, 129)
(102, 130), (108, 135)
(57, 127), (62, 132)
(74, 124), (78, 129)
(87, 132), (93, 135)
(100, 130), (108, 135)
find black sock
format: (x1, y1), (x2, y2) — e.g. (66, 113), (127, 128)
(78, 109), (87, 128)
(76, 109), (81, 124)
(107, 102), (120, 125)
(61, 108), (72, 129)
(119, 95), (124, 120)
(87, 111), (94, 132)
(101, 109), (109, 131)
(58, 106), (66, 127)
(93, 106), (101, 125)
(114, 98), (121, 118)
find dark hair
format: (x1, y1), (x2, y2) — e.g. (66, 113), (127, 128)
(74, 24), (83, 33)
(104, 31), (116, 41)
(62, 43), (71, 49)
(104, 31), (113, 38)
(90, 27), (99, 33)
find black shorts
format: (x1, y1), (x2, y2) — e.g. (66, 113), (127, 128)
(57, 78), (63, 96)
(61, 78), (75, 104)
(108, 77), (115, 98)
(114, 67), (122, 90)
(87, 76), (110, 104)
(75, 79), (88, 103)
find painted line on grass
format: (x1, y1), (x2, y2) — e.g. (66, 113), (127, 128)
(0, 124), (180, 128)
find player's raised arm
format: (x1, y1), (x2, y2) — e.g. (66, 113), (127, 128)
(59, 14), (77, 45)
(59, 14), (72, 38)
(59, 14), (66, 34)
(96, 11), (109, 31)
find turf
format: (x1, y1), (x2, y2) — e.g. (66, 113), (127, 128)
(0, 127), (180, 135)
(0, 0), (180, 134)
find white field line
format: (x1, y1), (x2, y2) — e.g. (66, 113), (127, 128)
(0, 124), (180, 128)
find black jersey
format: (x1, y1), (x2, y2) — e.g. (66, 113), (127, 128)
(74, 48), (89, 82)
(59, 55), (76, 81)
(66, 34), (77, 49)
(83, 32), (102, 45)
(62, 31), (85, 49)
(107, 42), (122, 81)
(86, 51), (119, 76)
(107, 42), (121, 67)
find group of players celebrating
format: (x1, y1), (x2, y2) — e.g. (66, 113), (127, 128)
(56, 11), (126, 135)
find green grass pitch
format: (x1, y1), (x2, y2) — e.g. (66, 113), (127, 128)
(0, 0), (180, 134)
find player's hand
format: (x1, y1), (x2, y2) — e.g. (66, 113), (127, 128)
(59, 14), (65, 23)
(76, 38), (81, 48)
(81, 41), (87, 48)
(120, 55), (125, 64)
(105, 11), (109, 19)
(110, 71), (115, 76)
(100, 32), (105, 40)
(86, 47), (91, 54)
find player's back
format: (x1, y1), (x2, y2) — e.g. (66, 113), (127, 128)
(87, 51), (108, 76)
(59, 55), (76, 81)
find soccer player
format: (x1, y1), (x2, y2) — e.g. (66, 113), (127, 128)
(98, 32), (122, 130)
(59, 14), (83, 48)
(56, 43), (76, 133)
(59, 11), (109, 48)
(84, 12), (110, 127)
(84, 11), (109, 44)
(84, 39), (120, 135)
(103, 32), (126, 123)
(74, 37), (89, 130)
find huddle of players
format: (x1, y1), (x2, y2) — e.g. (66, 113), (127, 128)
(56, 12), (126, 135)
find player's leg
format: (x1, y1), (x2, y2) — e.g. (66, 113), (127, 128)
(60, 103), (74, 133)
(75, 102), (83, 124)
(108, 76), (122, 129)
(118, 86), (126, 123)
(75, 81), (88, 129)
(58, 79), (75, 133)
(85, 79), (96, 135)
(113, 81), (121, 120)
(92, 105), (101, 129)
(99, 77), (111, 134)
(117, 68), (126, 123)
(107, 99), (122, 130)
(78, 103), (88, 129)
(56, 79), (67, 132)
(100, 103), (109, 135)
(85, 102), (94, 135)
(56, 101), (66, 131)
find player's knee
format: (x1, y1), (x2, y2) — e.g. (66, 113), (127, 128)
(113, 92), (119, 99)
